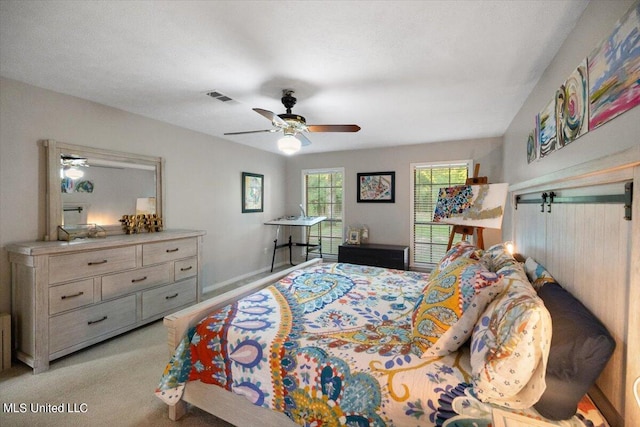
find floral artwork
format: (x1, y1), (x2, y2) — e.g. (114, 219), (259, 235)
(588, 3), (640, 130)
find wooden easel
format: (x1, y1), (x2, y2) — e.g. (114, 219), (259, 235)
(446, 164), (486, 250)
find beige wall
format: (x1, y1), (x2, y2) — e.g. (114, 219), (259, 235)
(6, 0), (636, 314)
(285, 137), (504, 256)
(0, 75), (506, 315)
(0, 77), (287, 313)
(502, 0), (640, 238)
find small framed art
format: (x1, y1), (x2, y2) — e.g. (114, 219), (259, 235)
(347, 229), (361, 245)
(357, 171), (395, 203)
(242, 172), (264, 213)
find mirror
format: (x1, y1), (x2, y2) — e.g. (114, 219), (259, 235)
(45, 140), (164, 241)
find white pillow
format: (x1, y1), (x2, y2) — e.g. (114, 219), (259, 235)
(469, 264), (552, 409)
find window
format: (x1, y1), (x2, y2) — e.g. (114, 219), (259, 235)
(410, 161), (471, 269)
(303, 168), (344, 257)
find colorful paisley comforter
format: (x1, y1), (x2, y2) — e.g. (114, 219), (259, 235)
(156, 263), (607, 427)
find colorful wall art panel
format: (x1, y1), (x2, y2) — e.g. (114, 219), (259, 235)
(527, 129), (537, 163)
(537, 99), (557, 158)
(588, 3), (640, 130)
(432, 183), (508, 230)
(528, 3), (639, 163)
(557, 59), (589, 147)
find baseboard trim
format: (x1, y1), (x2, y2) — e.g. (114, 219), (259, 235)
(202, 262), (289, 294)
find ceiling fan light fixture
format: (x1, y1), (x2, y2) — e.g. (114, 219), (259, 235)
(277, 135), (301, 155)
(64, 167), (84, 180)
(224, 89), (360, 153)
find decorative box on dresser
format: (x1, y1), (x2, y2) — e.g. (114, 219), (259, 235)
(8, 229), (205, 373)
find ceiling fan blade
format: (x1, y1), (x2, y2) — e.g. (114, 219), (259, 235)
(307, 124), (361, 133)
(253, 108), (289, 127)
(296, 132), (312, 146)
(224, 129), (278, 135)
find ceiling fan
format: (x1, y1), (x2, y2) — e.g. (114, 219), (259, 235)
(224, 89), (361, 154)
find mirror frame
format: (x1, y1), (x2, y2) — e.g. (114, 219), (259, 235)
(45, 139), (164, 241)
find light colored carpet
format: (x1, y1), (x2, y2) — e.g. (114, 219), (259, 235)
(0, 320), (233, 426)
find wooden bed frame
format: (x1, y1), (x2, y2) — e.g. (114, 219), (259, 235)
(163, 146), (639, 427)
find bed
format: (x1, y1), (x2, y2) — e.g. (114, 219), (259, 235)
(155, 252), (608, 426)
(157, 147), (639, 426)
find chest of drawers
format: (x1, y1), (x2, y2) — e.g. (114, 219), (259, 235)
(338, 243), (409, 270)
(8, 229), (205, 373)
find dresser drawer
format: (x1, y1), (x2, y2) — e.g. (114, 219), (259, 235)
(49, 295), (136, 354)
(141, 278), (197, 320)
(101, 263), (172, 300)
(49, 279), (95, 315)
(175, 257), (197, 281)
(142, 238), (197, 266)
(49, 246), (137, 284)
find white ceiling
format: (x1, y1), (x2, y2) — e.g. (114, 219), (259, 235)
(0, 0), (589, 155)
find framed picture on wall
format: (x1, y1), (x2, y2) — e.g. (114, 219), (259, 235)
(242, 172), (264, 213)
(357, 171), (395, 203)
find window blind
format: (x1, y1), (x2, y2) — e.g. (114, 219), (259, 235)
(411, 162), (470, 268)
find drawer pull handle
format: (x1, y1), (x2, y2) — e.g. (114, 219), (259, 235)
(88, 316), (108, 325)
(165, 293), (179, 300)
(88, 260), (108, 266)
(180, 266), (193, 272)
(61, 291), (84, 300)
(166, 248), (179, 253)
(131, 276), (148, 283)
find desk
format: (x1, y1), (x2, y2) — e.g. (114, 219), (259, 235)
(264, 216), (326, 271)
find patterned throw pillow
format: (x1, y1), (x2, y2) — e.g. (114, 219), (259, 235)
(523, 257), (557, 290)
(478, 243), (518, 272)
(469, 263), (552, 409)
(436, 240), (481, 271)
(412, 257), (504, 358)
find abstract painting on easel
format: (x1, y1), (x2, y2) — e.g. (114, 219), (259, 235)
(433, 183), (508, 229)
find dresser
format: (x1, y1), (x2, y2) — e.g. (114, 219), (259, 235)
(338, 243), (409, 270)
(7, 229), (205, 373)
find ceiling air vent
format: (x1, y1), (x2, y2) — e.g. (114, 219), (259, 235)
(206, 91), (233, 102)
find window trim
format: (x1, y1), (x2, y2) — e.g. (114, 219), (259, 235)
(409, 160), (473, 269)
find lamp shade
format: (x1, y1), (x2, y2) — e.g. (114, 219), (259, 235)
(277, 135), (301, 155)
(64, 167), (84, 180)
